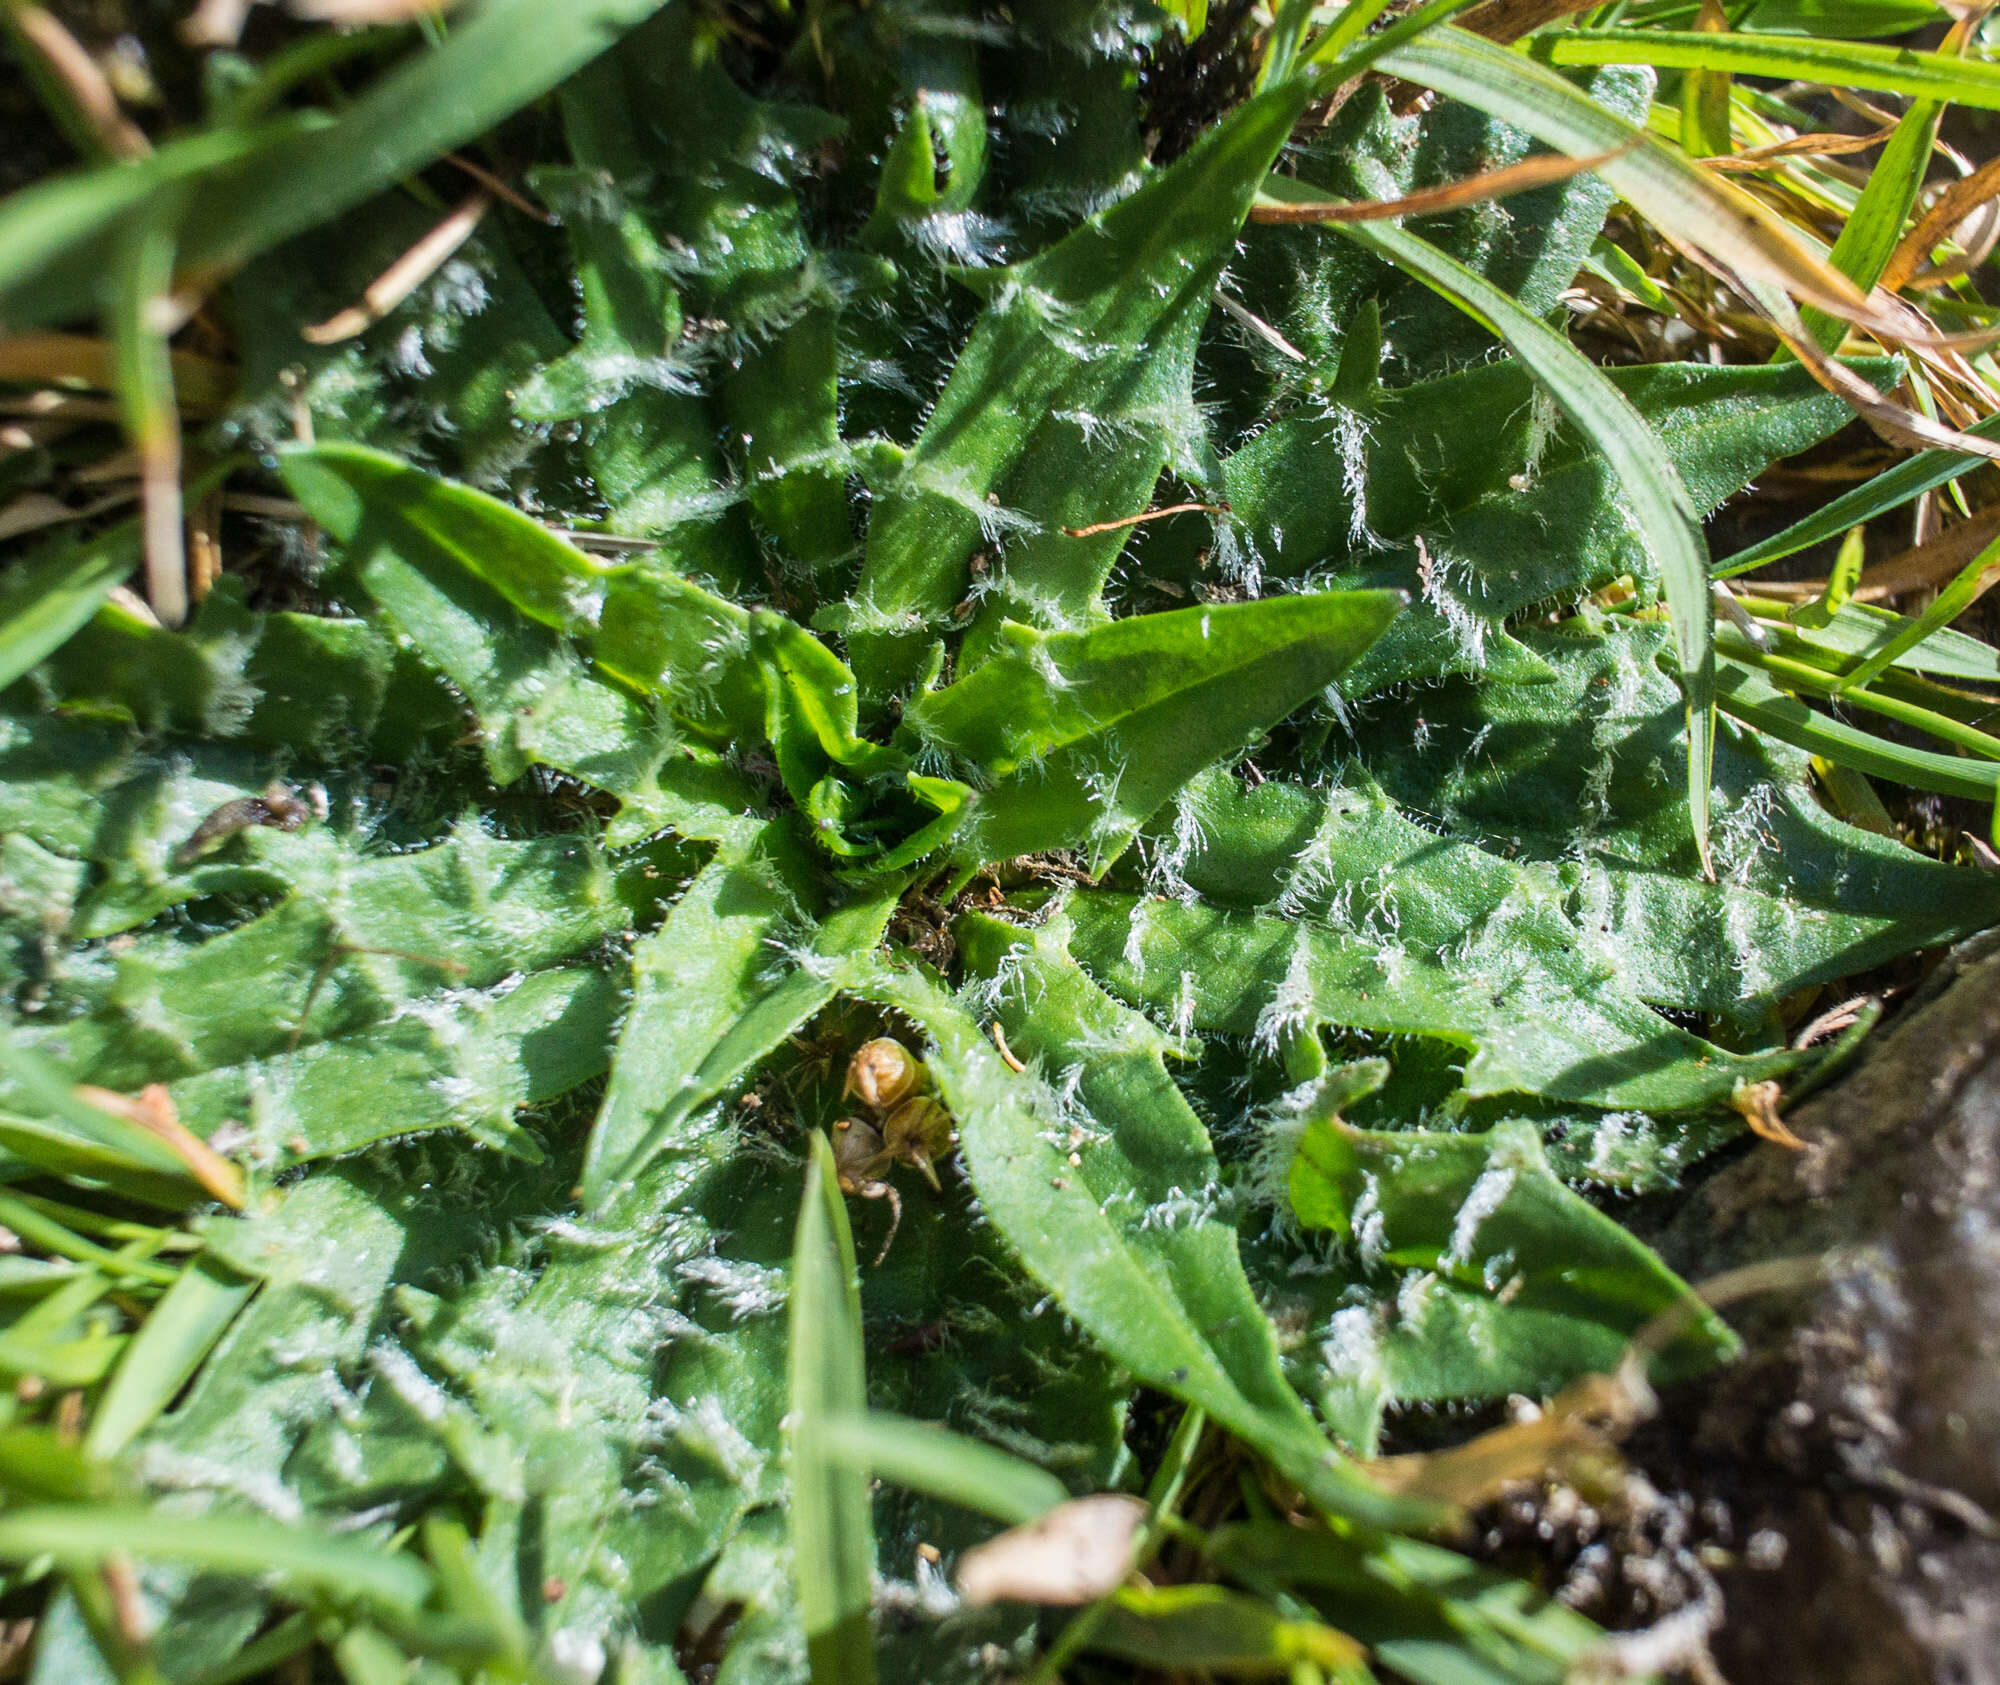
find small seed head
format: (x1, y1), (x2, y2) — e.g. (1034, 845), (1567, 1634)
(845, 1037), (924, 1112)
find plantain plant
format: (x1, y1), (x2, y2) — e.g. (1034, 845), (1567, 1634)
(2, 2), (2000, 1681)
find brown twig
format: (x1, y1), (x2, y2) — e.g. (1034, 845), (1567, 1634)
(4, 5), (148, 160)
(1063, 502), (1228, 539)
(1249, 144), (1634, 226)
(302, 190), (493, 344)
(442, 153), (554, 223)
(1704, 123), (1897, 173)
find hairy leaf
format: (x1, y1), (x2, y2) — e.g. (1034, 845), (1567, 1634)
(905, 592), (1401, 868)
(877, 925), (1432, 1530)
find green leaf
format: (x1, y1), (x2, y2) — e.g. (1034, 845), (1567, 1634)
(818, 1412), (1068, 1528)
(751, 610), (902, 801)
(1215, 68), (1642, 405)
(279, 443), (764, 841)
(0, 1507), (431, 1615)
(1305, 211), (1714, 866)
(1348, 623), (2000, 1023)
(168, 964), (622, 1165)
(11, 823), (631, 1100)
(846, 79), (1313, 704)
(1067, 876), (1791, 1111)
(1089, 1585), (1366, 1677)
(1169, 355), (1868, 700)
(521, 56), (760, 583)
(280, 442), (616, 637)
(640, 9), (854, 575)
(904, 591), (1402, 870)
(789, 1132), (879, 1685)
(873, 925), (1431, 1531)
(1287, 1091), (1735, 1379)
(580, 841), (898, 1203)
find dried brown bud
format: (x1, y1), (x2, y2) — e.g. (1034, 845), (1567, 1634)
(845, 1037), (924, 1112)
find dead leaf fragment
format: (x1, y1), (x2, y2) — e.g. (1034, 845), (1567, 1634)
(75, 1082), (247, 1209)
(1369, 1368), (1652, 1512)
(956, 1495), (1147, 1607)
(1731, 1079), (1806, 1151)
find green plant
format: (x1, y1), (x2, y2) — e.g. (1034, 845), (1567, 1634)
(2, 1), (2000, 1681)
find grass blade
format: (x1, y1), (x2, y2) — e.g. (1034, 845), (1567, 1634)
(0, 1508), (432, 1615)
(819, 1413), (1068, 1527)
(1716, 411), (2000, 575)
(1716, 655), (2000, 801)
(1799, 91), (1941, 349)
(1541, 28), (2000, 113)
(85, 1259), (256, 1461)
(0, 1041), (199, 1185)
(3, 0), (677, 331)
(1833, 530), (2000, 691)
(107, 207), (185, 629)
(790, 1130), (879, 1685)
(1379, 28), (1870, 322)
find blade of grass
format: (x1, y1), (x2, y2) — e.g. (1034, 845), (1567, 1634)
(1743, 594), (2000, 683)
(0, 120), (316, 331)
(1, 0), (675, 332)
(0, 460), (234, 690)
(1246, 144), (1627, 225)
(1540, 29), (2000, 114)
(1, 2), (148, 162)
(1716, 653), (2000, 801)
(0, 1507), (433, 1615)
(1680, 0), (1734, 161)
(1378, 28), (1872, 324)
(1830, 532), (2000, 692)
(1716, 411), (2000, 575)
(107, 207), (185, 628)
(1885, 152), (2000, 290)
(0, 1189), (177, 1287)
(790, 1131), (879, 1685)
(85, 1259), (257, 1461)
(0, 1041), (205, 1186)
(1798, 94), (1942, 349)
(1022, 1405), (1209, 1685)
(1723, 640), (2000, 758)
(1789, 524), (1868, 627)
(819, 1413), (1068, 1527)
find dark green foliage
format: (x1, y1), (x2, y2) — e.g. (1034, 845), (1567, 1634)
(1, 4), (1996, 1683)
